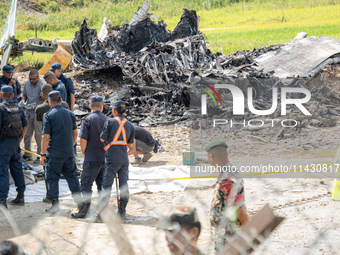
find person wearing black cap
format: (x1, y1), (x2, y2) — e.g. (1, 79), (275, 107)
(35, 83), (70, 203)
(99, 100), (135, 220)
(206, 139), (248, 253)
(43, 72), (67, 103)
(160, 206), (204, 255)
(72, 95), (108, 219)
(40, 90), (81, 214)
(0, 65), (22, 103)
(0, 86), (28, 208)
(49, 62), (75, 110)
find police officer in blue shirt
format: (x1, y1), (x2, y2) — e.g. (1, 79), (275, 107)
(0, 86), (28, 208)
(40, 91), (81, 214)
(49, 63), (75, 110)
(98, 101), (135, 220)
(0, 65), (22, 103)
(43, 72), (67, 103)
(72, 95), (108, 219)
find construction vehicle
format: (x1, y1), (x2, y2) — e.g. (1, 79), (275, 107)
(0, 0), (73, 74)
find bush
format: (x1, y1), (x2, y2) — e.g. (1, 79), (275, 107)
(47, 2), (60, 12)
(72, 0), (85, 8)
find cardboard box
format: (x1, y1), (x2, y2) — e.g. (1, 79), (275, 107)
(182, 151), (195, 165)
(222, 204), (284, 254)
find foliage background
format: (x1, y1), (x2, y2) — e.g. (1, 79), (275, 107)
(1, 0), (340, 66)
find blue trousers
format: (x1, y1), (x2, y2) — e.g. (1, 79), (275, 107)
(80, 161), (105, 195)
(45, 157), (80, 200)
(0, 137), (25, 198)
(102, 162), (129, 206)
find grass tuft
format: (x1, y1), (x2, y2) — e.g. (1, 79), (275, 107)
(1, 0), (340, 66)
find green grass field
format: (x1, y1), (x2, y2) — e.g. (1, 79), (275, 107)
(1, 0), (340, 67)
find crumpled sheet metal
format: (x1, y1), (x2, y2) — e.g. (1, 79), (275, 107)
(168, 9), (199, 41)
(129, 0), (152, 26)
(255, 36), (340, 79)
(71, 19), (99, 70)
(71, 11), (270, 85)
(119, 17), (168, 53)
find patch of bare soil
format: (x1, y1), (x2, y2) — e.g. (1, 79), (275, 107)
(4, 67), (340, 254)
(1, 171), (339, 254)
(18, 0), (45, 16)
(0, 121), (338, 254)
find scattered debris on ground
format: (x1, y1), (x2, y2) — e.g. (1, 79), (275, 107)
(68, 1), (340, 133)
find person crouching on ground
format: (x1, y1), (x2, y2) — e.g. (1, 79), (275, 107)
(128, 125), (156, 163)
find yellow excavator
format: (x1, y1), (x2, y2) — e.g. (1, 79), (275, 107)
(0, 0), (73, 75)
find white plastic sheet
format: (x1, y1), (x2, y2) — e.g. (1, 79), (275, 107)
(8, 165), (215, 203)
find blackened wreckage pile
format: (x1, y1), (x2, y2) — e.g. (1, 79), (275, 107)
(70, 1), (340, 136)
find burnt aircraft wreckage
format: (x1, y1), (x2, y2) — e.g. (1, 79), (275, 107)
(71, 1), (340, 128)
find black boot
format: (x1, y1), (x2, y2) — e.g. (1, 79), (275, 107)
(11, 192), (24, 206)
(71, 202), (91, 219)
(45, 199), (60, 214)
(118, 202), (127, 219)
(94, 214), (102, 223)
(0, 198), (7, 209)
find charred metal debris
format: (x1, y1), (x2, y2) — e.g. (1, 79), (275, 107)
(71, 5), (275, 126)
(71, 8), (272, 83)
(71, 2), (340, 132)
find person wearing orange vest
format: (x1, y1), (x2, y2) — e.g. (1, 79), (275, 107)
(98, 100), (135, 220)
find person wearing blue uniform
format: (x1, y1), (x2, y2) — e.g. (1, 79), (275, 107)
(72, 95), (108, 219)
(0, 86), (27, 208)
(40, 91), (81, 214)
(49, 63), (75, 110)
(98, 100), (135, 220)
(0, 65), (22, 103)
(43, 72), (67, 103)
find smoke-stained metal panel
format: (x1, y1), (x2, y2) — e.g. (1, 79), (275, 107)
(129, 1), (152, 26)
(255, 36), (340, 79)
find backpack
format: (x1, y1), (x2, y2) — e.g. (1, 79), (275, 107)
(0, 101), (23, 140)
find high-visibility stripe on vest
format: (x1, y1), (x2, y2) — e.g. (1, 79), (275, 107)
(104, 117), (128, 151)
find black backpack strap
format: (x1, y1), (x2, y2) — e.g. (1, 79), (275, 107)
(0, 103), (7, 141)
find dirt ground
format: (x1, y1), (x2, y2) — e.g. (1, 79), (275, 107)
(1, 71), (340, 254)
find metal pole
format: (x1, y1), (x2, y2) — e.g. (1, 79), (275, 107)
(115, 174), (120, 208)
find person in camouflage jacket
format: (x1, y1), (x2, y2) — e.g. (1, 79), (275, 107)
(206, 140), (249, 253)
